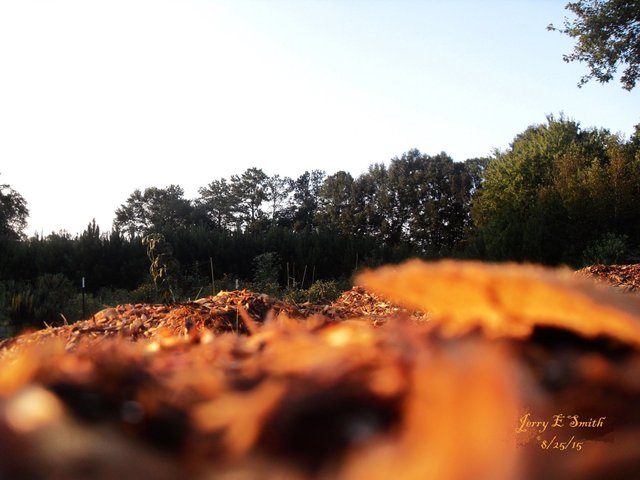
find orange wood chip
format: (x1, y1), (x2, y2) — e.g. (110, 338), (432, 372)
(357, 259), (640, 346)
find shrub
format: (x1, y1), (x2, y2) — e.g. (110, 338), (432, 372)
(64, 292), (104, 323)
(252, 252), (282, 293)
(281, 280), (342, 304)
(582, 232), (630, 266)
(306, 280), (340, 303)
(0, 274), (77, 331)
(281, 286), (308, 304)
(129, 283), (159, 304)
(215, 273), (245, 292)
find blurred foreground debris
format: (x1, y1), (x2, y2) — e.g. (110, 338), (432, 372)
(0, 261), (639, 479)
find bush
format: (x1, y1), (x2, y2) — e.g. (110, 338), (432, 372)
(215, 274), (245, 292)
(0, 283), (16, 338)
(281, 280), (342, 304)
(252, 252), (282, 292)
(0, 274), (78, 331)
(248, 281), (281, 298)
(64, 292), (105, 323)
(129, 283), (159, 304)
(582, 233), (630, 266)
(306, 280), (340, 303)
(281, 286), (308, 304)
(96, 287), (133, 306)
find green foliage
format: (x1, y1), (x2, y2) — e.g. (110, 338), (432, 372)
(0, 274), (77, 332)
(32, 273), (76, 326)
(282, 279), (343, 304)
(252, 282), (282, 298)
(90, 287), (138, 308)
(231, 168), (269, 230)
(142, 233), (180, 303)
(214, 273), (243, 293)
(549, 0), (640, 90)
(281, 286), (307, 304)
(197, 178), (237, 230)
(129, 283), (160, 304)
(252, 252), (282, 294)
(471, 115), (640, 265)
(384, 150), (480, 257)
(0, 283), (13, 338)
(305, 279), (340, 303)
(114, 185), (195, 238)
(9, 289), (35, 325)
(582, 232), (630, 265)
(265, 174), (293, 224)
(315, 171), (357, 235)
(64, 292), (104, 322)
(0, 175), (29, 240)
(287, 170), (325, 232)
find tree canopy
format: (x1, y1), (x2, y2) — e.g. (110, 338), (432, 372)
(550, 0), (640, 90)
(113, 185), (196, 238)
(471, 115), (640, 264)
(0, 176), (29, 240)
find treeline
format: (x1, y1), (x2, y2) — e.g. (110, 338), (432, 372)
(1, 115), (640, 334)
(112, 152), (485, 258)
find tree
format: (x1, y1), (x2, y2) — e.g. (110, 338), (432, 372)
(286, 170), (325, 232)
(77, 219), (104, 286)
(197, 178), (238, 230)
(471, 115), (640, 264)
(462, 157), (490, 195)
(315, 171), (356, 235)
(549, 0), (640, 90)
(114, 185), (194, 237)
(230, 168), (269, 231)
(0, 176), (29, 240)
(264, 174), (293, 224)
(353, 163), (392, 238)
(384, 150), (474, 256)
(472, 116), (590, 262)
(113, 189), (147, 238)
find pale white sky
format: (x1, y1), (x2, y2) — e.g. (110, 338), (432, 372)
(0, 0), (638, 236)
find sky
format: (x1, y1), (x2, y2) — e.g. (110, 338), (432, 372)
(1, 0), (638, 237)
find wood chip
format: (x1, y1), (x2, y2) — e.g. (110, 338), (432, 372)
(357, 259), (640, 346)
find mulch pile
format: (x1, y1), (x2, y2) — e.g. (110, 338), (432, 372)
(577, 264), (640, 292)
(0, 262), (639, 479)
(327, 286), (428, 325)
(0, 288), (421, 354)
